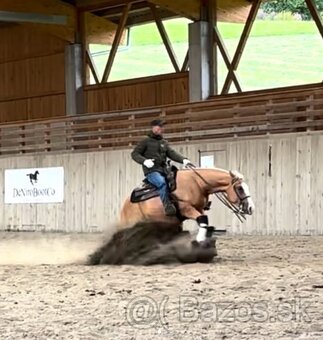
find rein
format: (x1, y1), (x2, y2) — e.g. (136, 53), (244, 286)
(186, 165), (247, 222)
(214, 192), (246, 223)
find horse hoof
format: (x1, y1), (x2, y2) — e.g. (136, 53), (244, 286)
(200, 240), (212, 249)
(191, 240), (200, 248)
(191, 239), (216, 249)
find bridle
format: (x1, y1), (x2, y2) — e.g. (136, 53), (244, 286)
(186, 165), (249, 222)
(214, 185), (248, 223)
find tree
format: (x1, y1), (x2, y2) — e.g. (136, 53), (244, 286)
(261, 0), (323, 20)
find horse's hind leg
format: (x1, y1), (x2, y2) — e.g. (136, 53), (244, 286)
(119, 198), (145, 228)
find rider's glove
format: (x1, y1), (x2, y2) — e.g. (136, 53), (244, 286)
(143, 159), (154, 168)
(183, 159), (195, 168)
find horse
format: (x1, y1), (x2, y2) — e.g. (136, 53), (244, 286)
(119, 167), (255, 247)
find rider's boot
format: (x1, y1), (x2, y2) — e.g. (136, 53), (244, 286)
(163, 199), (177, 216)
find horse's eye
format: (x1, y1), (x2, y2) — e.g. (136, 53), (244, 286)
(236, 186), (244, 194)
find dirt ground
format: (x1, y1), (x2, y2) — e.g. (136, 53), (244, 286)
(1, 230), (323, 340)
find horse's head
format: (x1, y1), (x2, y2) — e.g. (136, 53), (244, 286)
(225, 170), (255, 216)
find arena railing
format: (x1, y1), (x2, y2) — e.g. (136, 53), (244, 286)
(0, 83), (322, 156)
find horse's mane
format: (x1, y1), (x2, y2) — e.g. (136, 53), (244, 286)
(180, 167), (244, 180)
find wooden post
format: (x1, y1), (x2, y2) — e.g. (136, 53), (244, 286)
(221, 0), (262, 94)
(305, 0), (323, 38)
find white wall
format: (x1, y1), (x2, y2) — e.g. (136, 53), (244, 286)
(1, 132), (323, 235)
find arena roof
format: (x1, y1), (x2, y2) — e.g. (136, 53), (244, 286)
(0, 0), (255, 43)
(68, 0), (254, 25)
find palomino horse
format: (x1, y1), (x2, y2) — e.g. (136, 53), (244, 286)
(119, 167), (254, 246)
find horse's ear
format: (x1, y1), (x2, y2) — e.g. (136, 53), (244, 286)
(230, 170), (244, 181)
(229, 170), (238, 178)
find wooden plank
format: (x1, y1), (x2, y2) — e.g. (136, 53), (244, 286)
(89, 72), (188, 110)
(1, 117), (323, 154)
(310, 135), (323, 234)
(1, 104), (322, 143)
(296, 136), (311, 234)
(0, 83), (322, 154)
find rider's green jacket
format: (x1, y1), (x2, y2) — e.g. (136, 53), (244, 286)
(131, 132), (186, 175)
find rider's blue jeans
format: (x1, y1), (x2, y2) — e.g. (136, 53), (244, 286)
(146, 171), (169, 203)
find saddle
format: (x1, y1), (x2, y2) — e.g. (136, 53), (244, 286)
(130, 165), (178, 203)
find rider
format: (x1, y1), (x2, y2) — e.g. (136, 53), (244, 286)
(131, 119), (194, 216)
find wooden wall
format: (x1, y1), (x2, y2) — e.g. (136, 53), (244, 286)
(0, 23), (189, 122)
(0, 25), (66, 123)
(1, 132), (323, 235)
(84, 72), (189, 112)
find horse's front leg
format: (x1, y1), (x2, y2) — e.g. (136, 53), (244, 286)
(179, 204), (214, 246)
(196, 215), (215, 243)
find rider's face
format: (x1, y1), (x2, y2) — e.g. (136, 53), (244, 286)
(152, 125), (164, 135)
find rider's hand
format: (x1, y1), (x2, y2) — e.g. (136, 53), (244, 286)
(143, 159), (154, 168)
(183, 159), (195, 168)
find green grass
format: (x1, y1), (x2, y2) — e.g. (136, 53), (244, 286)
(129, 18), (320, 45)
(89, 19), (323, 91)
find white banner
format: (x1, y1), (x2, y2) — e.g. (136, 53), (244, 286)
(5, 167), (64, 204)
(201, 155), (214, 168)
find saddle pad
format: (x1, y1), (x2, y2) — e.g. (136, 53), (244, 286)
(130, 184), (159, 203)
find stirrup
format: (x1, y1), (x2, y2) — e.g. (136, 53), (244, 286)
(164, 202), (177, 216)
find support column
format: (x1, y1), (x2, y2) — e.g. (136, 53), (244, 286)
(188, 21), (211, 101)
(65, 44), (84, 115)
(208, 0), (218, 96)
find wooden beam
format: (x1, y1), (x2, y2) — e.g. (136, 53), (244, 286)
(208, 0), (217, 95)
(0, 11), (67, 25)
(0, 0), (74, 15)
(101, 3), (131, 82)
(181, 50), (189, 72)
(149, 0), (252, 23)
(77, 10), (87, 97)
(149, 3), (180, 72)
(94, 1), (147, 16)
(86, 49), (100, 84)
(78, 0), (253, 22)
(305, 0), (323, 38)
(75, 9), (89, 113)
(221, 0), (261, 94)
(213, 26), (242, 92)
(76, 0), (142, 12)
(0, 0), (76, 42)
(149, 0), (198, 20)
(84, 11), (118, 44)
(0, 0), (121, 44)
(21, 23), (75, 42)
